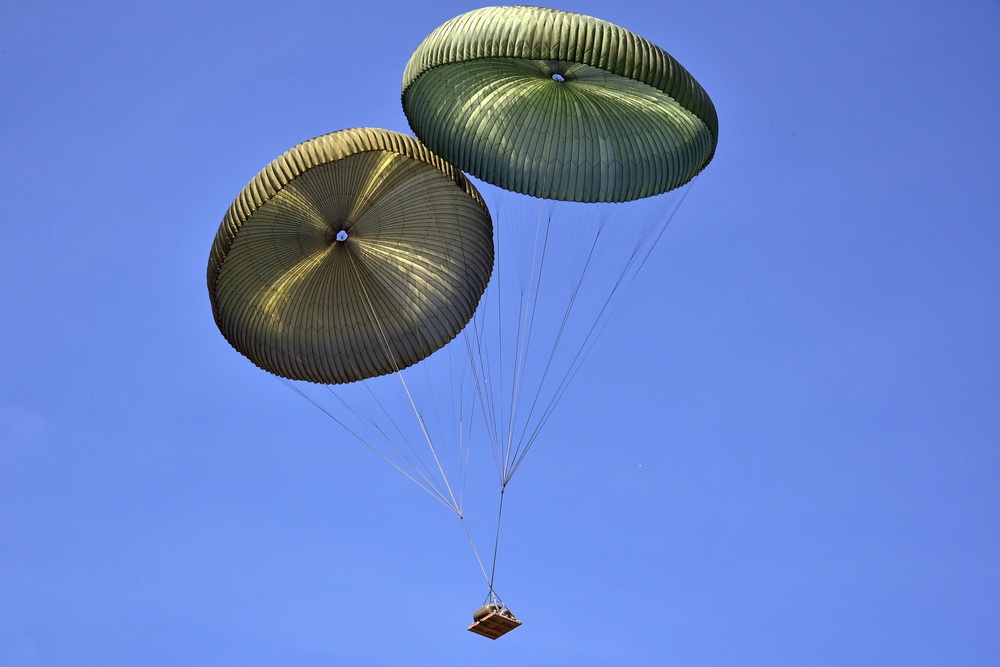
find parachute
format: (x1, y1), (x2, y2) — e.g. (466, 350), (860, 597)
(399, 6), (718, 619)
(207, 127), (494, 384)
(208, 7), (717, 638)
(401, 5), (718, 203)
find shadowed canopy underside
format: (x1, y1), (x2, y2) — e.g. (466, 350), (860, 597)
(207, 128), (494, 385)
(402, 5), (718, 203)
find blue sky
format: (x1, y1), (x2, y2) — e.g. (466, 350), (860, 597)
(2, 0), (998, 664)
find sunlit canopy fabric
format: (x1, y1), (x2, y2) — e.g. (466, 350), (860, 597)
(207, 128), (494, 385)
(402, 5), (718, 203)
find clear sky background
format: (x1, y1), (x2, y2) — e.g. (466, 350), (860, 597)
(2, 1), (998, 665)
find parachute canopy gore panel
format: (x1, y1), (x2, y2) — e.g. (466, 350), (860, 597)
(401, 6), (719, 203)
(207, 127), (494, 385)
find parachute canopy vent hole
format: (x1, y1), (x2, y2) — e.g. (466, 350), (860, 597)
(551, 73), (566, 82)
(336, 229), (349, 242)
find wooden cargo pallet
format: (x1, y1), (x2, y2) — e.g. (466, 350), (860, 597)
(468, 611), (522, 639)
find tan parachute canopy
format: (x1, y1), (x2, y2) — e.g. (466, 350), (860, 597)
(207, 127), (494, 385)
(401, 5), (718, 203)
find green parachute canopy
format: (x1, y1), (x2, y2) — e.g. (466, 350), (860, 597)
(402, 5), (718, 203)
(207, 127), (494, 385)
